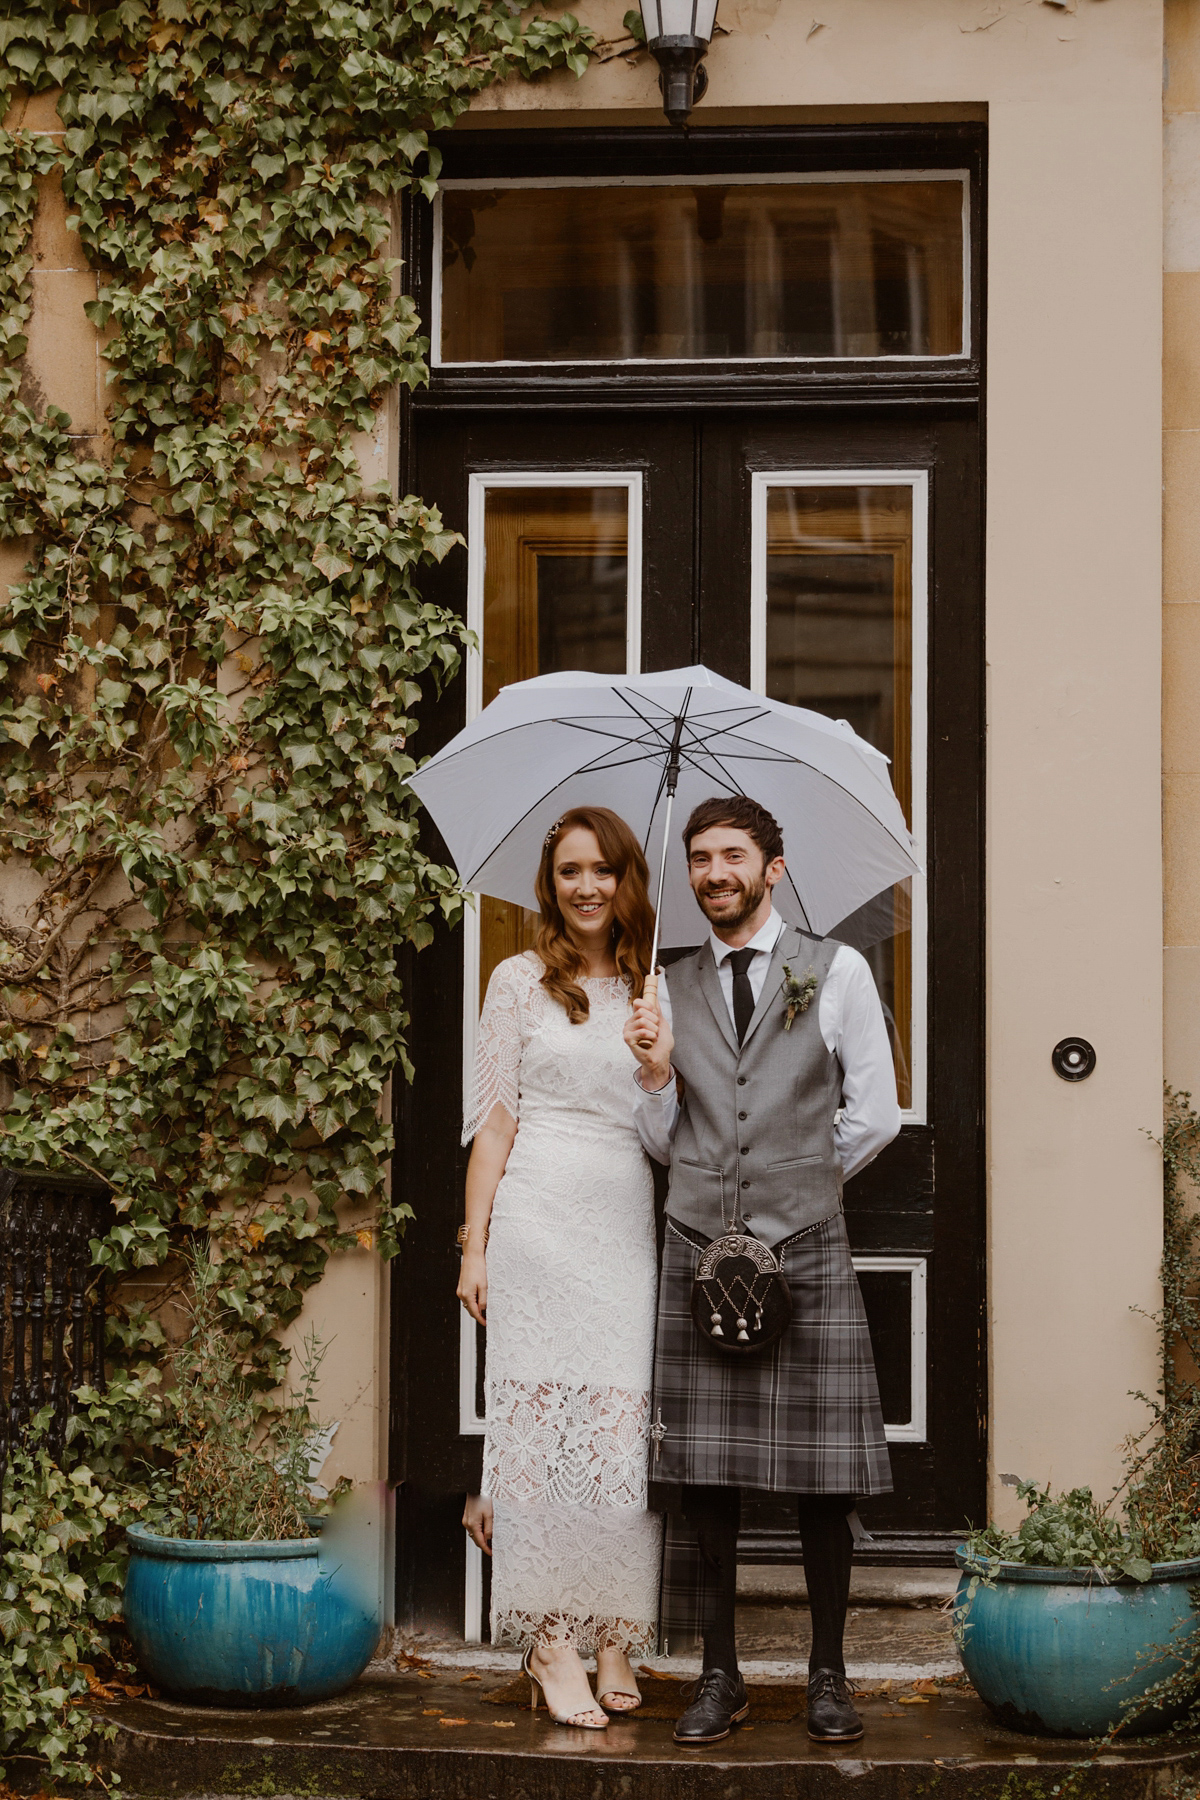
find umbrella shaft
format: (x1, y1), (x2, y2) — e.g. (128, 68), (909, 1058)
(649, 788), (675, 976)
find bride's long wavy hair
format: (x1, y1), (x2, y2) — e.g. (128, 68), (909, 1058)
(534, 807), (654, 1024)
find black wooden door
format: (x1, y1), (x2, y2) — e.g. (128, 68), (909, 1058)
(391, 406), (983, 1634)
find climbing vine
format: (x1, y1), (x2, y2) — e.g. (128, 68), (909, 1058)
(0, 0), (595, 1371)
(0, 0), (596, 1781)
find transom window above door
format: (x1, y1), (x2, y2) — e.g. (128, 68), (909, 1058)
(435, 173), (968, 365)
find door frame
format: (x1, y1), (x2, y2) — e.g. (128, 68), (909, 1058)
(391, 123), (986, 1635)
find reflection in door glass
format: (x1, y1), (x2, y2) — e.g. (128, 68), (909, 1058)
(479, 486), (631, 994)
(765, 485), (914, 1106)
(440, 180), (964, 363)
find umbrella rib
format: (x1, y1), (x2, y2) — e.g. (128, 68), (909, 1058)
(454, 695), (697, 876)
(455, 769), (615, 887)
(683, 725), (918, 863)
(668, 735), (821, 932)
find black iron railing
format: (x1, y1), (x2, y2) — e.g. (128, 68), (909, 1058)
(0, 1167), (112, 1486)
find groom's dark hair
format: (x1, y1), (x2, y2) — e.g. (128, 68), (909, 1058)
(683, 796), (785, 867)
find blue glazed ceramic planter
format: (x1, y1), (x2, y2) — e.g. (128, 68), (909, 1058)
(954, 1550), (1200, 1737)
(124, 1524), (380, 1707)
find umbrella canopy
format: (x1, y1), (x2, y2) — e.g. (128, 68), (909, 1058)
(407, 665), (920, 951)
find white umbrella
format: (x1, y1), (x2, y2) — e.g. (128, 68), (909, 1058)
(407, 665), (920, 977)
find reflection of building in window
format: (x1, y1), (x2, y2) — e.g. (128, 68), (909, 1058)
(536, 555), (627, 676)
(441, 179), (964, 363)
(765, 485), (914, 1106)
(478, 487), (631, 990)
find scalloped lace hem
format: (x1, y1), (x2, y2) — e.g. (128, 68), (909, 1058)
(492, 1609), (659, 1655)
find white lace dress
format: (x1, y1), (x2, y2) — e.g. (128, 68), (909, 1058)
(464, 950), (663, 1655)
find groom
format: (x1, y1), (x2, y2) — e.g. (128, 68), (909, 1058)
(624, 796), (900, 1747)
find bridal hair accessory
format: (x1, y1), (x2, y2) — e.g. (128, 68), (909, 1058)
(781, 962), (818, 1031)
(543, 817), (565, 848)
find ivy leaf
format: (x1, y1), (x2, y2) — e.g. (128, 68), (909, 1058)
(313, 547), (355, 582)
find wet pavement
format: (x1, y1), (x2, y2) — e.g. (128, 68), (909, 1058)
(96, 1664), (1200, 1800)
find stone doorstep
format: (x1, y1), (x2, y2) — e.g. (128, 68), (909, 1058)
(87, 1674), (1200, 1800)
(382, 1645), (965, 1683)
(737, 1561), (961, 1605)
(391, 1573), (965, 1684)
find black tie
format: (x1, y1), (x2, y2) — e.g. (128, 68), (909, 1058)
(728, 947), (756, 1045)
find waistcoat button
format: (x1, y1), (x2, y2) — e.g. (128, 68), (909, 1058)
(741, 1180), (750, 1190)
(737, 1076), (747, 1086)
(740, 1147), (749, 1156)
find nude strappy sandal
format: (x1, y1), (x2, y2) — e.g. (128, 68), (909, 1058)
(524, 1648), (609, 1730)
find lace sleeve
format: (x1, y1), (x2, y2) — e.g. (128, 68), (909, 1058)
(462, 955), (534, 1144)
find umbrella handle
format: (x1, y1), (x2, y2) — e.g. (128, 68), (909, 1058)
(636, 971), (660, 1052)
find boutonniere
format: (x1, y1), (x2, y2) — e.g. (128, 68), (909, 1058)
(781, 962), (818, 1031)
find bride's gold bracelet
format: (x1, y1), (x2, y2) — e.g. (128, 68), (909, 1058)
(457, 1223), (488, 1252)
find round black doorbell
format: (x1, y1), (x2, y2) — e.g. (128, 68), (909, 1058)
(1052, 1038), (1096, 1082)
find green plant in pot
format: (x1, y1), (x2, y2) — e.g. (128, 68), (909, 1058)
(122, 1253), (379, 1707)
(954, 1090), (1200, 1739)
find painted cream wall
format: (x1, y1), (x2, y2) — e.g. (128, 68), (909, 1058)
(469, 0), (1165, 1526)
(1165, 0), (1200, 1109)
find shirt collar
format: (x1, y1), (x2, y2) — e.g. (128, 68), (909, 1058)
(710, 907), (784, 966)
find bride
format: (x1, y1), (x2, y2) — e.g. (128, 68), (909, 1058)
(457, 806), (663, 1730)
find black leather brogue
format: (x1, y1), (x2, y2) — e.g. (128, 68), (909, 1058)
(672, 1667), (750, 1745)
(806, 1667), (864, 1742)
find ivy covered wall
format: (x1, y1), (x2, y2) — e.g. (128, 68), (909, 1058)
(0, 1), (593, 1390)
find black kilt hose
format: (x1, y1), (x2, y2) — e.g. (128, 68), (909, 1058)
(652, 1211), (891, 1648)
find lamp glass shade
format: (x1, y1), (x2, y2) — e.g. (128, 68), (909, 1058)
(640, 0), (717, 41)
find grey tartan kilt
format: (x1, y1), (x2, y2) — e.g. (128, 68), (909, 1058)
(650, 1209), (892, 1497)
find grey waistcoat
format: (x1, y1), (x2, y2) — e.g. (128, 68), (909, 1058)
(666, 926), (845, 1249)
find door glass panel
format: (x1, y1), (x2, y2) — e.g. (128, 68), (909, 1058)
(762, 483), (917, 1108)
(477, 485), (632, 997)
(439, 179), (965, 364)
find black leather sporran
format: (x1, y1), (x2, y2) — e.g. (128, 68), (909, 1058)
(691, 1231), (791, 1357)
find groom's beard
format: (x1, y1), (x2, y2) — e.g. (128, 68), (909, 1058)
(694, 870), (767, 931)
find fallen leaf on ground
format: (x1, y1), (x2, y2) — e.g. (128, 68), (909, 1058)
(421, 1708), (443, 1716)
(439, 1717), (470, 1726)
(416, 1669), (437, 1680)
(912, 1678), (939, 1693)
(898, 1695), (930, 1704)
(459, 1672), (482, 1682)
(493, 1721), (516, 1728)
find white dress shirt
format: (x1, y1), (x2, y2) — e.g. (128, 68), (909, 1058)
(632, 907), (901, 1180)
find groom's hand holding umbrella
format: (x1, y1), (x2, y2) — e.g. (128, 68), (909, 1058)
(624, 991), (674, 1092)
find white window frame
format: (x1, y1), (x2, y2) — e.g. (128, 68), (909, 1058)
(852, 1254), (928, 1444)
(748, 468), (929, 1126)
(458, 472), (643, 1439)
(433, 170), (971, 369)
